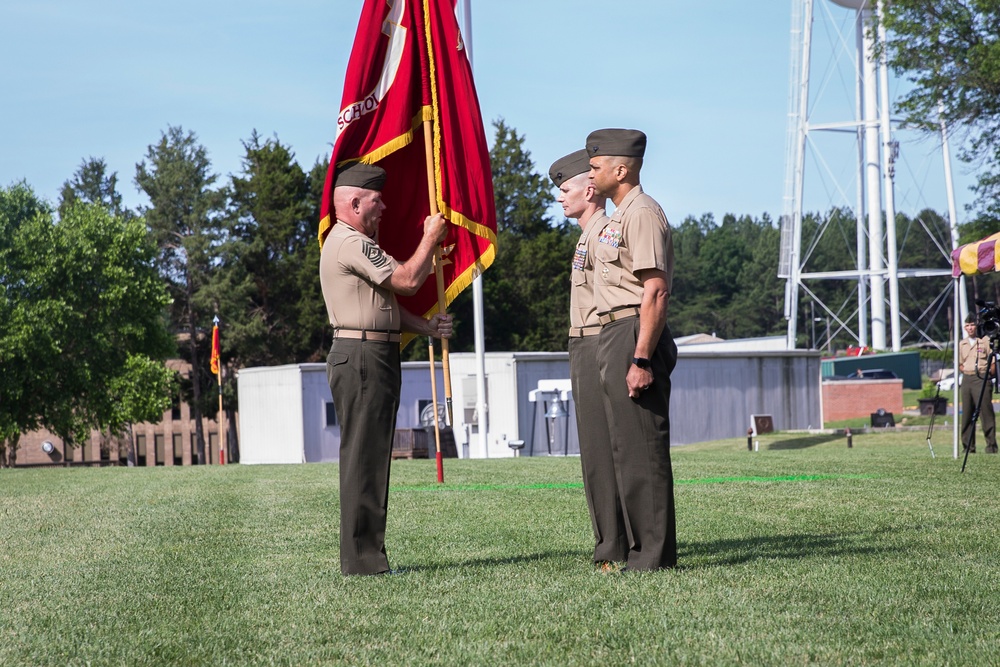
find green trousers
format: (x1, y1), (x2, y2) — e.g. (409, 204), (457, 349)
(327, 338), (401, 575)
(596, 317), (678, 571)
(960, 373), (997, 451)
(570, 335), (627, 562)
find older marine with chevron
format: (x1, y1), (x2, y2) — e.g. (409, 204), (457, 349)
(320, 161), (452, 576)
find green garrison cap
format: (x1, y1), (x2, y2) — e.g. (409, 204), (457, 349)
(586, 128), (647, 158)
(548, 149), (592, 187)
(334, 162), (387, 191)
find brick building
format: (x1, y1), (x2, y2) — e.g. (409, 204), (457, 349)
(821, 378), (904, 422)
(14, 411), (226, 468)
(9, 359), (233, 468)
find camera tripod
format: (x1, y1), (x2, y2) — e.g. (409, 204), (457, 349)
(960, 335), (999, 473)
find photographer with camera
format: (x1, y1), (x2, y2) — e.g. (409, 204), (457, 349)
(959, 313), (998, 454)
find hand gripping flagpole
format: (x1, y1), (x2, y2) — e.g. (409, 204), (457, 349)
(423, 119), (450, 483)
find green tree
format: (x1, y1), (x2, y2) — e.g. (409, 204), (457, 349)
(203, 132), (328, 457)
(718, 213), (785, 340)
(891, 209), (957, 344)
(669, 213), (784, 340)
(446, 119), (573, 354)
(491, 119), (552, 239)
(214, 131), (323, 369)
(792, 208), (861, 348)
(698, 214), (751, 305)
(879, 1), (1000, 221)
(668, 214), (714, 336)
(505, 222), (578, 350)
(0, 183), (174, 466)
(58, 157), (128, 220)
(135, 126), (225, 464)
(303, 157), (331, 356)
(0, 182), (50, 465)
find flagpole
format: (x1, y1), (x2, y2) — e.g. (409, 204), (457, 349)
(426, 336), (443, 481)
(423, 119), (450, 483)
(212, 315), (224, 465)
(460, 0), (490, 459)
(217, 367), (224, 465)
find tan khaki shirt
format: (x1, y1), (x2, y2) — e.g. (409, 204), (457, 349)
(319, 222), (401, 330)
(960, 336), (992, 375)
(570, 211), (610, 328)
(593, 185), (673, 315)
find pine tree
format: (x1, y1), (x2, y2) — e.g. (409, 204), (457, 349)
(135, 126), (224, 464)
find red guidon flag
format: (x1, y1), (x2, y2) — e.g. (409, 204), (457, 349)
(210, 324), (220, 376)
(319, 0), (496, 336)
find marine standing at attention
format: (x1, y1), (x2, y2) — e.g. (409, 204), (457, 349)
(959, 313), (998, 454)
(586, 128), (678, 571)
(320, 162), (452, 576)
(549, 149), (628, 571)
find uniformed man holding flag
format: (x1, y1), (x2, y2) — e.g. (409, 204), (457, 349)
(320, 162), (452, 576)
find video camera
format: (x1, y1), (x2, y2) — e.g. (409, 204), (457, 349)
(976, 299), (1000, 339)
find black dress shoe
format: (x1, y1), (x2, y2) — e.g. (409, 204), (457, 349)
(987, 445), (998, 454)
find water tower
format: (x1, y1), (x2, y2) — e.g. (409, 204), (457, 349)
(779, 0), (962, 351)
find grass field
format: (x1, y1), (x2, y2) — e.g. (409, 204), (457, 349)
(2, 429), (998, 666)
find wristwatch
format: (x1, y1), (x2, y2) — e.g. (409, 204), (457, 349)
(632, 357), (651, 369)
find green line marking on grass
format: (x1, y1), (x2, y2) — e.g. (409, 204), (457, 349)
(680, 473), (877, 485)
(394, 474), (876, 492)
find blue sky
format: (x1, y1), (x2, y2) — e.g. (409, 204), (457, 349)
(0, 0), (980, 227)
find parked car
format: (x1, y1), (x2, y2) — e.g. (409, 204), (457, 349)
(847, 369), (899, 380)
(936, 377), (956, 391)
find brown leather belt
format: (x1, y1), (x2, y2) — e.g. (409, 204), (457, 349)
(568, 326), (601, 338)
(598, 306), (640, 326)
(334, 328), (401, 343)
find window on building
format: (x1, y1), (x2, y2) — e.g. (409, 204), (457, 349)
(136, 435), (147, 467)
(325, 402), (338, 427)
(172, 433), (184, 466)
(154, 434), (165, 466)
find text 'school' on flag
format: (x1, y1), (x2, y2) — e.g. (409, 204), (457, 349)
(319, 0), (497, 328)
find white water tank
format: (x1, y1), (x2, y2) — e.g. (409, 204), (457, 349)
(828, 0), (869, 8)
